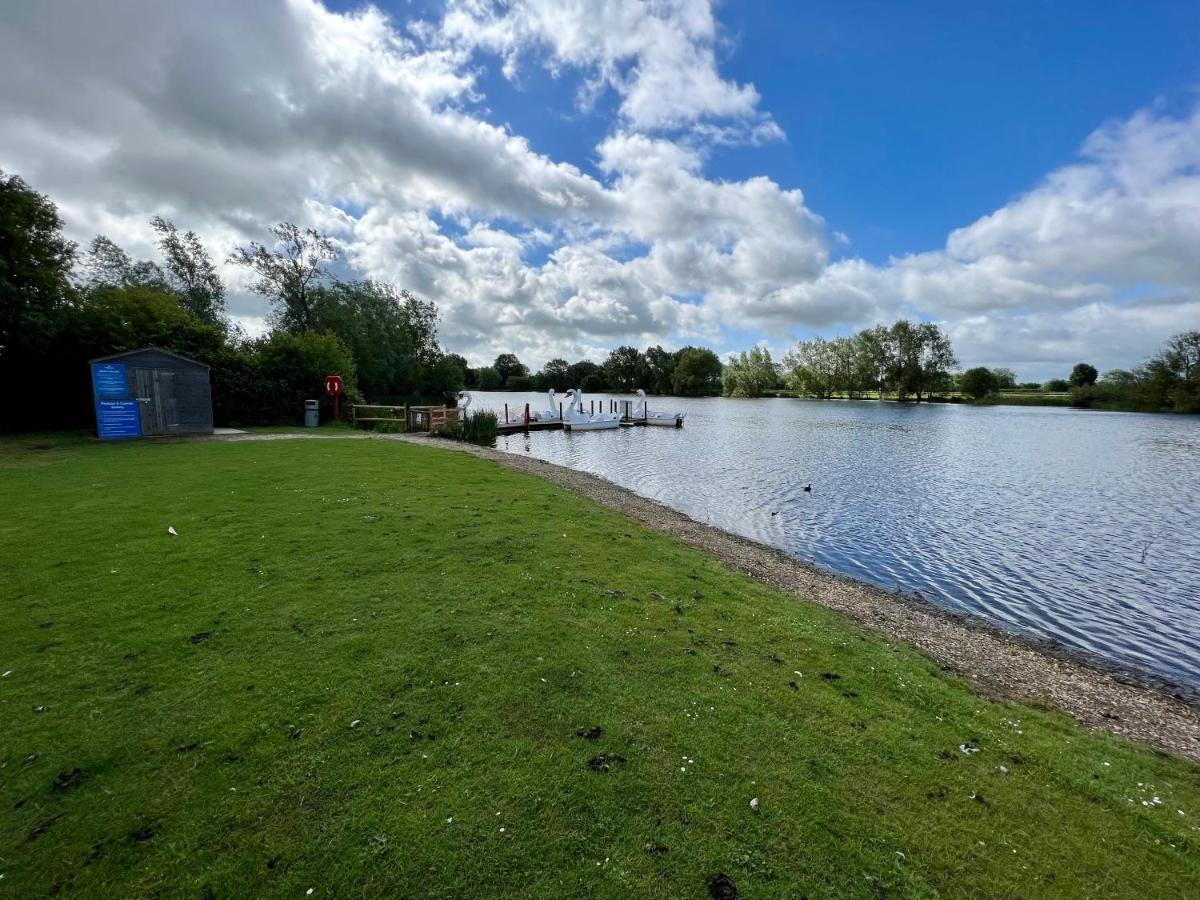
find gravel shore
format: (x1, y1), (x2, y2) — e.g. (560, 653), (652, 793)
(214, 430), (1200, 763)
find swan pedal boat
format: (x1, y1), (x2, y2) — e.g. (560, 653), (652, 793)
(563, 388), (620, 431)
(634, 389), (685, 427)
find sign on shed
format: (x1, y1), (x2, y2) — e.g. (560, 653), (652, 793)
(89, 348), (213, 439)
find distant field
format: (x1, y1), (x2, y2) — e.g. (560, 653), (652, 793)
(1, 434), (1197, 897)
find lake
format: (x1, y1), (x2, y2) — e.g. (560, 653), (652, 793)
(465, 391), (1200, 692)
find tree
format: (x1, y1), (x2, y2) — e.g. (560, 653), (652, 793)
(1069, 363), (1098, 387)
(228, 223), (337, 332)
(81, 235), (168, 291)
(723, 347), (778, 397)
(959, 367), (998, 400)
(602, 345), (643, 392)
(444, 353), (469, 386)
(151, 216), (225, 325)
(672, 347), (722, 395)
(309, 281), (447, 401)
(477, 367), (502, 390)
(991, 367), (1017, 389)
(855, 326), (891, 399)
(1161, 331), (1200, 382)
(783, 337), (836, 398)
(535, 358), (571, 391)
(492, 353), (528, 385)
(1043, 378), (1070, 392)
(0, 171), (76, 361)
(567, 360), (604, 389)
(913, 321), (958, 400)
(641, 345), (676, 395)
(1100, 369), (1137, 389)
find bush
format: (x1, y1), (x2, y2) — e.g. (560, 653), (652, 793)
(959, 367), (998, 400)
(1042, 379), (1069, 392)
(372, 419), (405, 434)
(506, 374), (535, 391)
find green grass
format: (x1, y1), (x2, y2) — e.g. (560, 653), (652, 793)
(1, 435), (1197, 898)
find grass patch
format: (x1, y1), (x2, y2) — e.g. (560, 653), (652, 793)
(1, 435), (1197, 897)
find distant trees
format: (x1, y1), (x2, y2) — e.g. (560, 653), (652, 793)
(782, 320), (957, 401)
(1043, 378), (1070, 392)
(1069, 363), (1099, 387)
(722, 347), (777, 397)
(1069, 332), (1199, 413)
(991, 367), (1017, 390)
(492, 353), (529, 386)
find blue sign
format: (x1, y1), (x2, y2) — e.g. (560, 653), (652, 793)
(91, 363), (129, 399)
(96, 399), (142, 440)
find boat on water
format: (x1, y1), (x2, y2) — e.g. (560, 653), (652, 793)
(563, 388), (620, 431)
(634, 389), (685, 427)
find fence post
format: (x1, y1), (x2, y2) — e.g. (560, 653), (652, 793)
(524, 403), (530, 428)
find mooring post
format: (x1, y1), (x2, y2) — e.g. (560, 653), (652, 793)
(504, 402), (509, 424)
(559, 401), (563, 420)
(524, 403), (530, 428)
(590, 400), (594, 415)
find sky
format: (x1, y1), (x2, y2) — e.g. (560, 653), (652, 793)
(2, 0), (1198, 381)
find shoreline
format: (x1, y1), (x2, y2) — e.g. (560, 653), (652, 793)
(212, 429), (1200, 763)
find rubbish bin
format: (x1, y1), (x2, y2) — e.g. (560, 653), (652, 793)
(304, 399), (320, 428)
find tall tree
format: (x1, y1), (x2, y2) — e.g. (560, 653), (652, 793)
(151, 216), (225, 325)
(0, 171), (77, 361)
(309, 281), (446, 400)
(228, 223), (337, 332)
(602, 345), (643, 392)
(535, 358), (571, 391)
(492, 353), (528, 385)
(672, 347), (722, 396)
(567, 359), (604, 390)
(641, 345), (676, 395)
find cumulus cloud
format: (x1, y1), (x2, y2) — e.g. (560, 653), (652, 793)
(438, 0), (776, 136)
(0, 0), (1196, 377)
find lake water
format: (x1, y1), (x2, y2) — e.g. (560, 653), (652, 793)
(467, 391), (1200, 692)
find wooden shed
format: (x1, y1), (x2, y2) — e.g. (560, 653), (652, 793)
(90, 348), (213, 439)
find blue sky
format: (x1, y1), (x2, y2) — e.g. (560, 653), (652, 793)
(443, 0), (1200, 263)
(2, 1), (1198, 378)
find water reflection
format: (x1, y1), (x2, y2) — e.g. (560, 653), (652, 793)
(469, 391), (1200, 690)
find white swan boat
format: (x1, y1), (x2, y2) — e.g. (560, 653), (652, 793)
(537, 388), (562, 423)
(634, 389), (685, 427)
(563, 388), (620, 431)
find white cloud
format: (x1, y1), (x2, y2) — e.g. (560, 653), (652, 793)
(0, 1), (1196, 379)
(438, 0), (776, 136)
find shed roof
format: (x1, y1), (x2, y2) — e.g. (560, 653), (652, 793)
(90, 347), (210, 369)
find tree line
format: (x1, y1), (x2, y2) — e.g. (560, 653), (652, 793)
(465, 346), (724, 396)
(719, 321), (959, 401)
(3, 168), (1194, 433)
(1, 171), (462, 431)
(961, 347), (1199, 412)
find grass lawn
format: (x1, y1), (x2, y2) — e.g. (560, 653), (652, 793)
(1, 434), (1197, 898)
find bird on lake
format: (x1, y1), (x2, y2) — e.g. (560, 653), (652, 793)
(803, 484), (812, 493)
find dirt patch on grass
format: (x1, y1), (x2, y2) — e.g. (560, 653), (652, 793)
(386, 433), (1200, 763)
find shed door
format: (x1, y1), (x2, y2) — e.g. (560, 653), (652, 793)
(131, 368), (177, 435)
